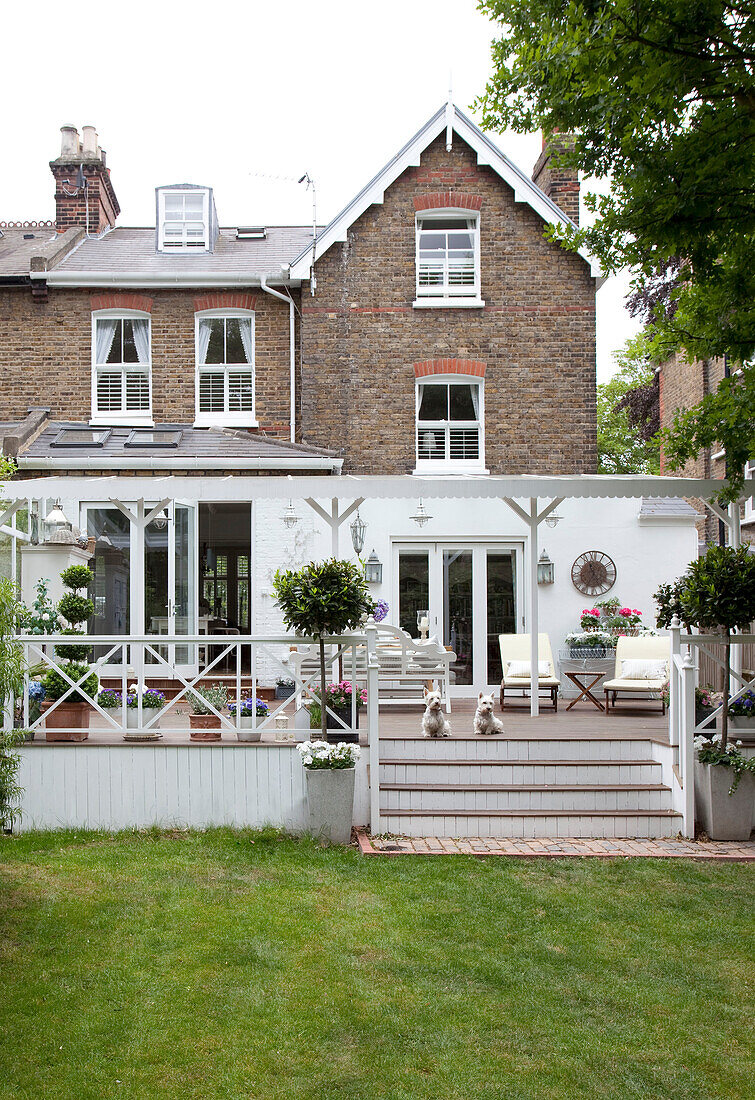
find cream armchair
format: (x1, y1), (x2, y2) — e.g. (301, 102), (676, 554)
(603, 635), (670, 715)
(499, 633), (560, 712)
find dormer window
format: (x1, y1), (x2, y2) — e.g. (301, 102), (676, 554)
(157, 188), (210, 251)
(415, 212), (481, 305)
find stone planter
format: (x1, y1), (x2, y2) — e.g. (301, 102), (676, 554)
(694, 760), (755, 840)
(189, 713), (222, 741)
(305, 767), (356, 845)
(235, 715), (262, 742)
(124, 707), (163, 742)
(43, 699), (91, 741)
(730, 716), (755, 733)
(325, 704), (360, 745)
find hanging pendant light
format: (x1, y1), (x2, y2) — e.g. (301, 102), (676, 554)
(545, 511), (563, 529)
(410, 499), (433, 528)
(281, 499), (299, 529)
(350, 509), (366, 555)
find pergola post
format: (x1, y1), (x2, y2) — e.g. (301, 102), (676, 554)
(529, 499), (539, 717)
(303, 496), (365, 559)
(729, 501), (743, 690)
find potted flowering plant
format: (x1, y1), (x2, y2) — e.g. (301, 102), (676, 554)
(310, 680), (367, 744)
(189, 683), (229, 740)
(695, 685), (716, 728)
(565, 630), (614, 659)
(228, 696), (269, 742)
(729, 689), (755, 732)
(96, 688), (122, 729)
(275, 677), (296, 700)
(124, 686), (164, 740)
(298, 739), (361, 845)
(579, 608), (601, 631)
(694, 733), (755, 840)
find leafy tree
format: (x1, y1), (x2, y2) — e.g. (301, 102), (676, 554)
(272, 560), (374, 743)
(476, 0), (755, 497)
(597, 335), (660, 474)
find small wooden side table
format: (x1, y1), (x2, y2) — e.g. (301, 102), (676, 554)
(558, 655), (615, 711)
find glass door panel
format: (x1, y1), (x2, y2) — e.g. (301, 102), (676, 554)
(86, 506), (131, 666)
(173, 503), (196, 669)
(145, 514), (169, 667)
(398, 551), (429, 637)
(486, 550), (516, 686)
(443, 549), (473, 686)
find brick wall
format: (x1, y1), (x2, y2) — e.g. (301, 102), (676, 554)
(659, 353), (726, 542)
(0, 285), (297, 436)
(299, 133), (597, 474)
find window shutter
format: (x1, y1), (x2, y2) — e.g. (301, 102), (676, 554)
(199, 373), (225, 413)
(228, 370), (254, 411)
(125, 370), (150, 411)
(96, 370), (123, 412)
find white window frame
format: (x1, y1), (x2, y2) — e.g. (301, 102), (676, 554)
(413, 209), (483, 308)
(194, 309), (257, 428)
(90, 308), (153, 427)
(745, 459), (755, 524)
(413, 374), (487, 475)
(157, 188), (210, 252)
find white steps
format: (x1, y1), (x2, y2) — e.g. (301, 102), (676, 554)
(377, 736), (681, 838)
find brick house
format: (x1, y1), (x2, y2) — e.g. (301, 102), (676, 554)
(0, 105), (698, 694)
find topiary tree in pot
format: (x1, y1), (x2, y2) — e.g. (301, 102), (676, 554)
(272, 559), (374, 743)
(677, 545), (755, 751)
(42, 564), (97, 739)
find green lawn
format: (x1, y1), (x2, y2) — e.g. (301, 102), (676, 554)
(0, 831), (753, 1100)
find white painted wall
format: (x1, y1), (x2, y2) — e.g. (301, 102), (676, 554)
(253, 495), (699, 693)
(16, 744), (370, 833)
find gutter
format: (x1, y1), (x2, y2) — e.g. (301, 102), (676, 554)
(39, 270), (300, 289)
(260, 277), (296, 443)
(17, 454), (343, 472)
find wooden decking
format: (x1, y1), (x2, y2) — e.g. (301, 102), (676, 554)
(27, 696), (670, 747)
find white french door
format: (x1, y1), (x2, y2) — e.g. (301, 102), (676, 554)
(393, 541), (522, 694)
(145, 500), (198, 677)
(83, 500), (198, 676)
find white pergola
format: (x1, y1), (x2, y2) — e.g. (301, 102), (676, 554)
(3, 472), (752, 715)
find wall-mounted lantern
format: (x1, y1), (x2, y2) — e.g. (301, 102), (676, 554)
(364, 549), (383, 584)
(350, 510), (366, 555)
(537, 549), (555, 585)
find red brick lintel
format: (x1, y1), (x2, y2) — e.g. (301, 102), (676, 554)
(194, 292), (257, 313)
(413, 192), (483, 212)
(414, 359), (486, 379)
(90, 292), (153, 314)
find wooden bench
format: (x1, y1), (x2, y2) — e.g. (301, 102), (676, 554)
(288, 624), (456, 713)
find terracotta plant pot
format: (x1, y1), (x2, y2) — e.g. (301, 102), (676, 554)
(44, 700), (91, 742)
(189, 713), (222, 741)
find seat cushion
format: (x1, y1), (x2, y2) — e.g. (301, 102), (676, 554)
(603, 678), (666, 691)
(502, 676), (560, 688)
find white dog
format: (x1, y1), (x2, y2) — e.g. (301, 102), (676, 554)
(474, 692), (505, 736)
(422, 689), (451, 738)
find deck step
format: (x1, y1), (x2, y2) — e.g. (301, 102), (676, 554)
(381, 783), (672, 813)
(380, 761), (664, 786)
(379, 809), (682, 839)
(380, 738), (662, 762)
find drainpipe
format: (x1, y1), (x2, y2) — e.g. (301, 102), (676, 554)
(260, 278), (296, 443)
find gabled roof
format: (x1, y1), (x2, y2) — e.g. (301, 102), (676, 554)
(289, 102), (602, 283)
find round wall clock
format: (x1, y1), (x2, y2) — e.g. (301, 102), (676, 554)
(571, 550), (617, 596)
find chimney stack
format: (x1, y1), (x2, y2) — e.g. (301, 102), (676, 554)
(50, 123), (120, 234)
(531, 132), (580, 226)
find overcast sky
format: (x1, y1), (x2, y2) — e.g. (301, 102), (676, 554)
(3, 0), (638, 380)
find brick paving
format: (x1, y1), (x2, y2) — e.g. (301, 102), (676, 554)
(356, 829), (755, 861)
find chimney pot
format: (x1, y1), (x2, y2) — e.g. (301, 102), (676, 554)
(82, 125), (99, 159)
(60, 125), (80, 157)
